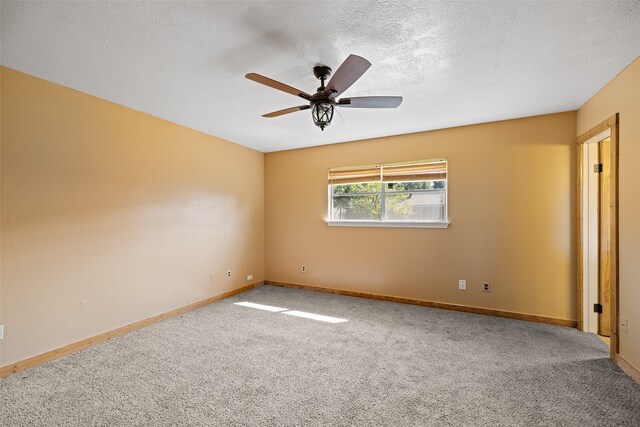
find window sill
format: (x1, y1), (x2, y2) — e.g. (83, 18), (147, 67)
(326, 220), (450, 229)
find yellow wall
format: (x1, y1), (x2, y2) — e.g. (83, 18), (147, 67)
(0, 67), (265, 366)
(6, 59), (630, 371)
(577, 56), (640, 371)
(265, 112), (577, 322)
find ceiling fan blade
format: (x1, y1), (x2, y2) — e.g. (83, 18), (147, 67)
(246, 73), (312, 100)
(338, 96), (403, 108)
(262, 105), (310, 118)
(324, 54), (371, 98)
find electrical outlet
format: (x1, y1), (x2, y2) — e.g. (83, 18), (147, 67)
(458, 280), (466, 291)
(227, 271), (231, 278)
(621, 317), (628, 333)
(482, 282), (491, 292)
(211, 273), (216, 282)
(0, 324), (4, 340)
(247, 274), (253, 281)
(302, 265), (307, 273)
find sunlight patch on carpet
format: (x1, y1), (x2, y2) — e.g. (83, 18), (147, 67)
(282, 310), (348, 323)
(234, 301), (348, 323)
(234, 302), (288, 312)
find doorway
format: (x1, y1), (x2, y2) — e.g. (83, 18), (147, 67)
(576, 114), (619, 358)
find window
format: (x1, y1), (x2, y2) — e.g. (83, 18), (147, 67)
(327, 159), (448, 228)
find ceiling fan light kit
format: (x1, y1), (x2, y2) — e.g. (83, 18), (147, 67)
(246, 54), (402, 131)
(311, 102), (334, 131)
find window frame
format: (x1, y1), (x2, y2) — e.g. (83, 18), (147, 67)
(326, 158), (450, 228)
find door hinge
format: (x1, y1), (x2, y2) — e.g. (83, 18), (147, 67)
(593, 163), (603, 173)
(594, 303), (603, 313)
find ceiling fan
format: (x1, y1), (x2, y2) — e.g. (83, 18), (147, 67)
(246, 54), (402, 131)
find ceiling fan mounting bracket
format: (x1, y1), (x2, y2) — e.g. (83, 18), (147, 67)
(313, 65), (332, 91)
(313, 65), (332, 81)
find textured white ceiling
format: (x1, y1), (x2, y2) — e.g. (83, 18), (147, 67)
(2, 1), (640, 152)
